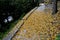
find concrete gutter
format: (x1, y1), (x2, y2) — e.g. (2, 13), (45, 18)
(3, 7), (38, 40)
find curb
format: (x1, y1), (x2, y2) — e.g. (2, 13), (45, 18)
(3, 7), (38, 40)
(22, 7), (38, 20)
(3, 20), (24, 40)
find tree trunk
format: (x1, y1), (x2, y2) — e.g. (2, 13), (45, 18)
(52, 0), (57, 14)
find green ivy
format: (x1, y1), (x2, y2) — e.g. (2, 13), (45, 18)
(55, 34), (60, 40)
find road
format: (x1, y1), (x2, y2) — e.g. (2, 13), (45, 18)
(12, 3), (60, 40)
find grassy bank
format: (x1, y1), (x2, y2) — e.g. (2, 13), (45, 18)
(0, 13), (26, 40)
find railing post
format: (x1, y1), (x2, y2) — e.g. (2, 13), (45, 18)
(37, 0), (39, 6)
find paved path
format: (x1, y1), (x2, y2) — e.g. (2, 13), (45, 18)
(12, 4), (60, 40)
